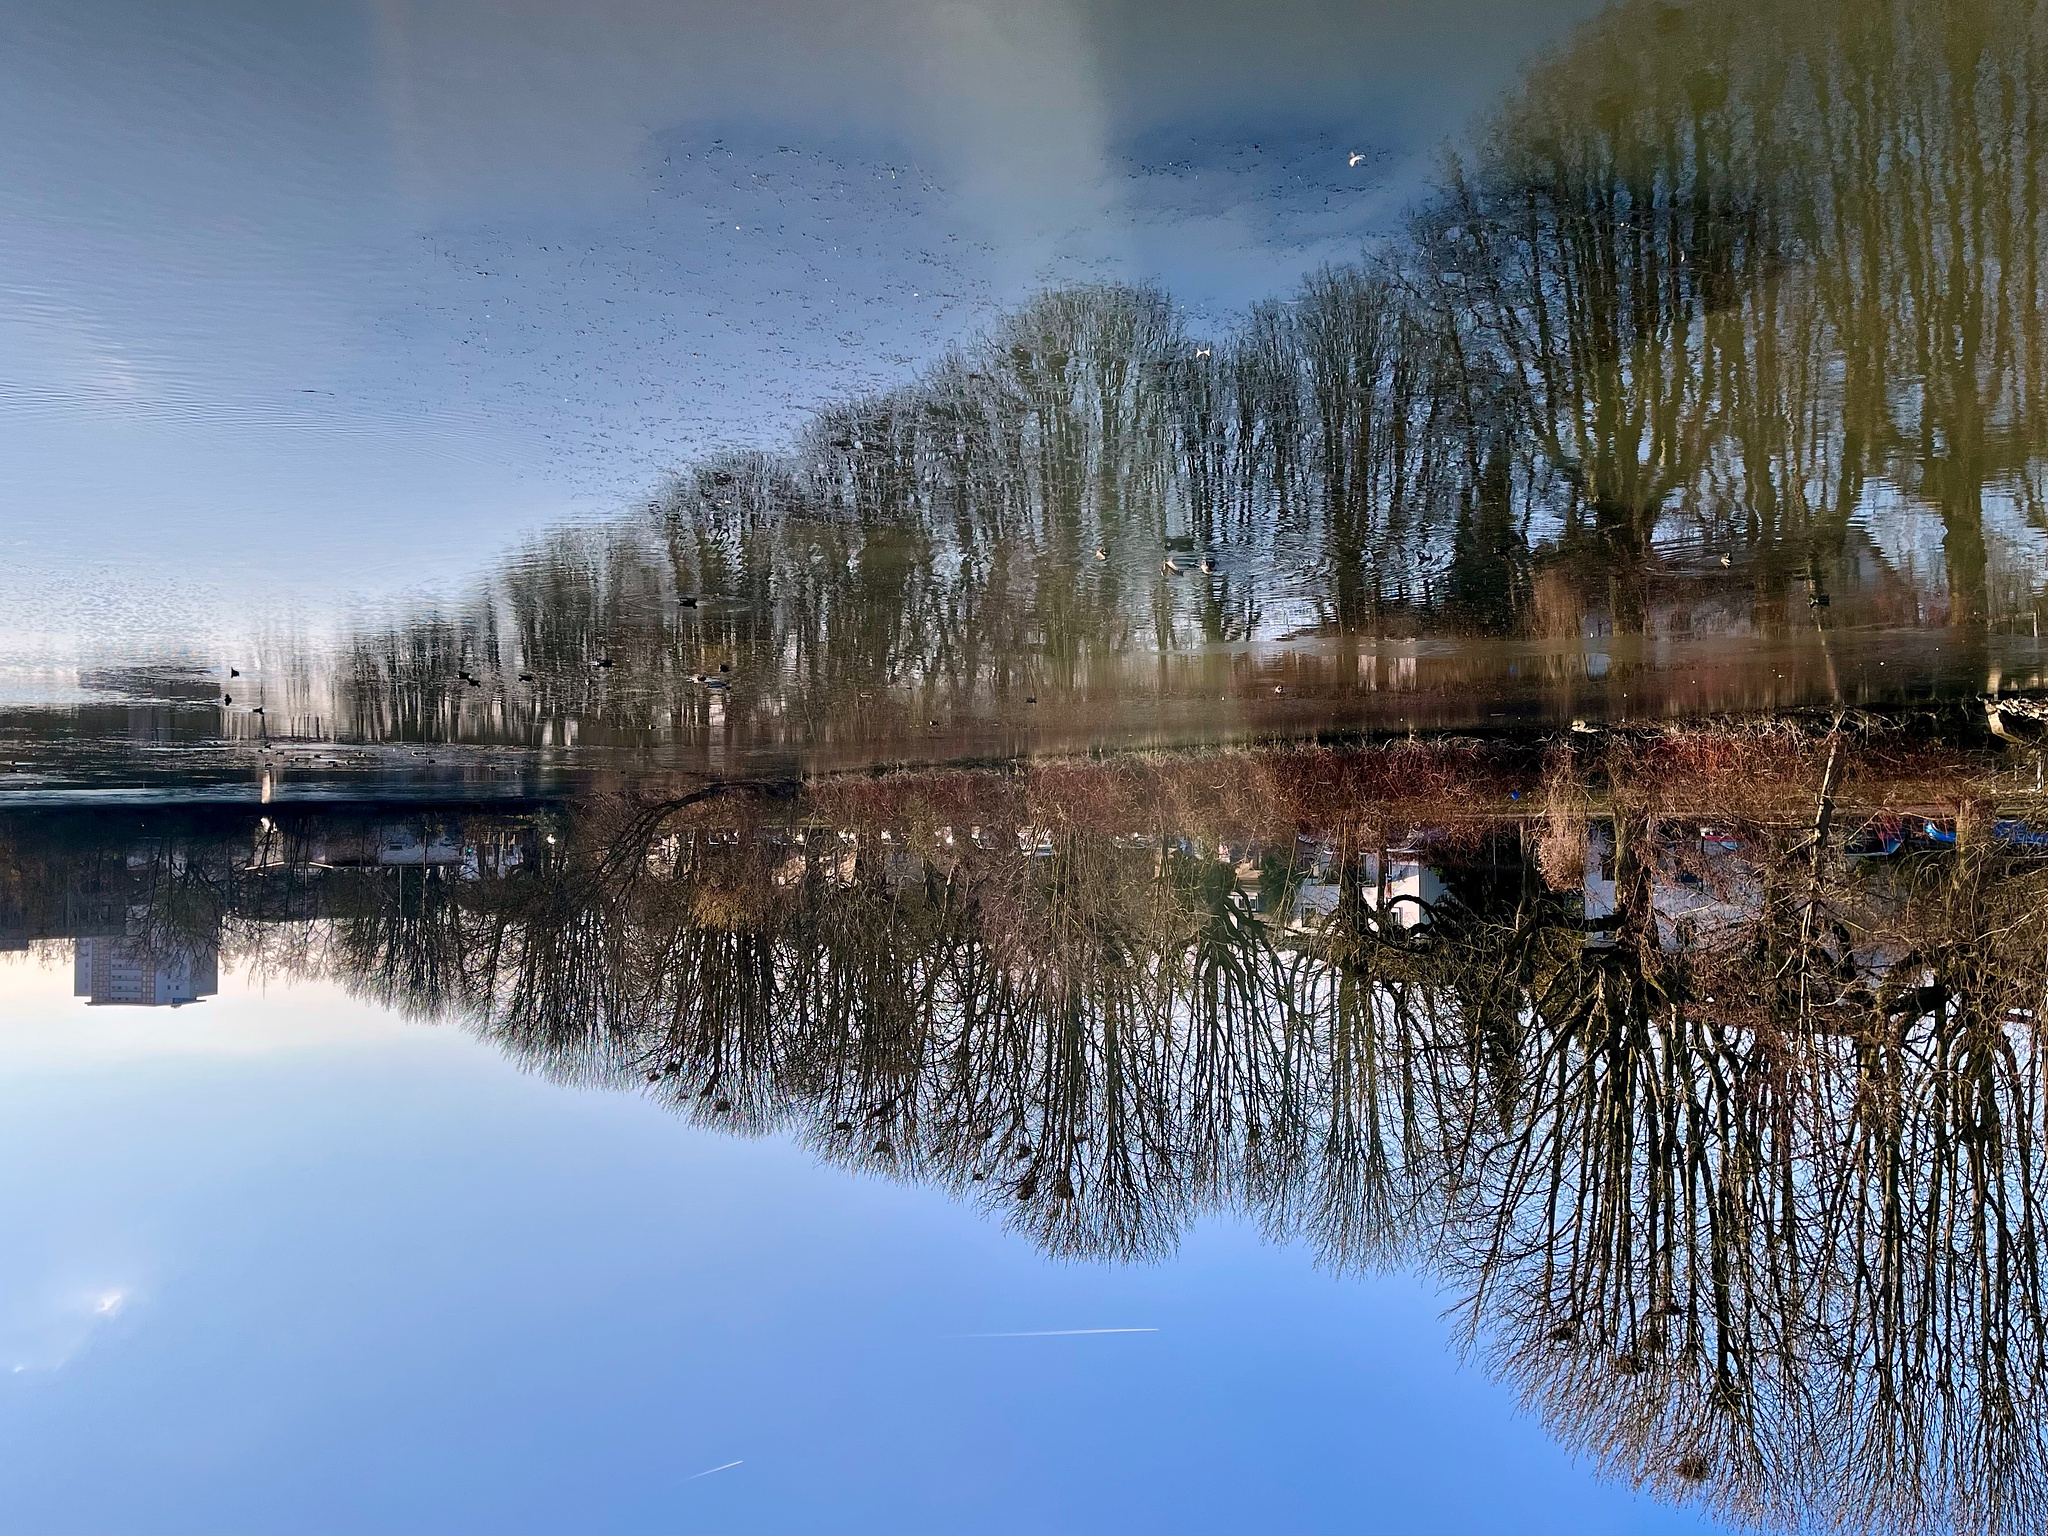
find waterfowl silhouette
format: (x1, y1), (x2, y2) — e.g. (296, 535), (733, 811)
(1985, 694), (2048, 745)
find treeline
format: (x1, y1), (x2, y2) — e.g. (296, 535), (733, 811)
(10, 722), (2048, 1532)
(317, 0), (2048, 752)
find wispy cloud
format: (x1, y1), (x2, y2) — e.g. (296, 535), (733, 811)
(6, 1284), (137, 1376)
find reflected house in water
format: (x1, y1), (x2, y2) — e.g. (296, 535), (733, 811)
(1579, 820), (1764, 948)
(73, 934), (218, 1008)
(376, 827), (462, 866)
(1294, 822), (1757, 944)
(1361, 846), (1446, 929)
(1283, 837), (1447, 932)
(247, 818), (533, 879)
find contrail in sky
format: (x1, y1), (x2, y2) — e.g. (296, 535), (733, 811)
(689, 1461), (743, 1479)
(950, 1327), (1160, 1337)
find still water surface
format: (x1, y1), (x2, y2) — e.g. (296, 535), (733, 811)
(9, 0), (2048, 1530)
(7, 0), (2048, 776)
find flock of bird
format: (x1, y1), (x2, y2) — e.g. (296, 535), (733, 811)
(1086, 543), (1220, 577)
(216, 650), (741, 713)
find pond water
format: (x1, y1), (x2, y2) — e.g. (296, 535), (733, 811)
(8, 1), (2048, 1532)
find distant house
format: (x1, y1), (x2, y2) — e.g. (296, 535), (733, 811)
(1281, 841), (1445, 932)
(73, 936), (218, 1007)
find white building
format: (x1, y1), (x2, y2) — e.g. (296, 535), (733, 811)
(73, 937), (218, 1007)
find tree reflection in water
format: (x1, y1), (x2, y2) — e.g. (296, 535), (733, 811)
(9, 722), (2048, 1532)
(288, 0), (2048, 764)
(1418, 0), (2048, 649)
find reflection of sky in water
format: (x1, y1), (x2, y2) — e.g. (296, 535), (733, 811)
(0, 0), (1599, 659)
(0, 957), (1720, 1534)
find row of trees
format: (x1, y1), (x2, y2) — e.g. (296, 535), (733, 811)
(310, 0), (2048, 755)
(11, 723), (2048, 1533)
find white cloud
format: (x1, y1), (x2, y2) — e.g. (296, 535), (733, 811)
(3, 1282), (140, 1377)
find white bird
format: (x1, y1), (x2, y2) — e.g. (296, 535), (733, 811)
(1348, 152), (1366, 167)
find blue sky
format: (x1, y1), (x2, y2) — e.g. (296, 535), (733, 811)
(0, 958), (1726, 1535)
